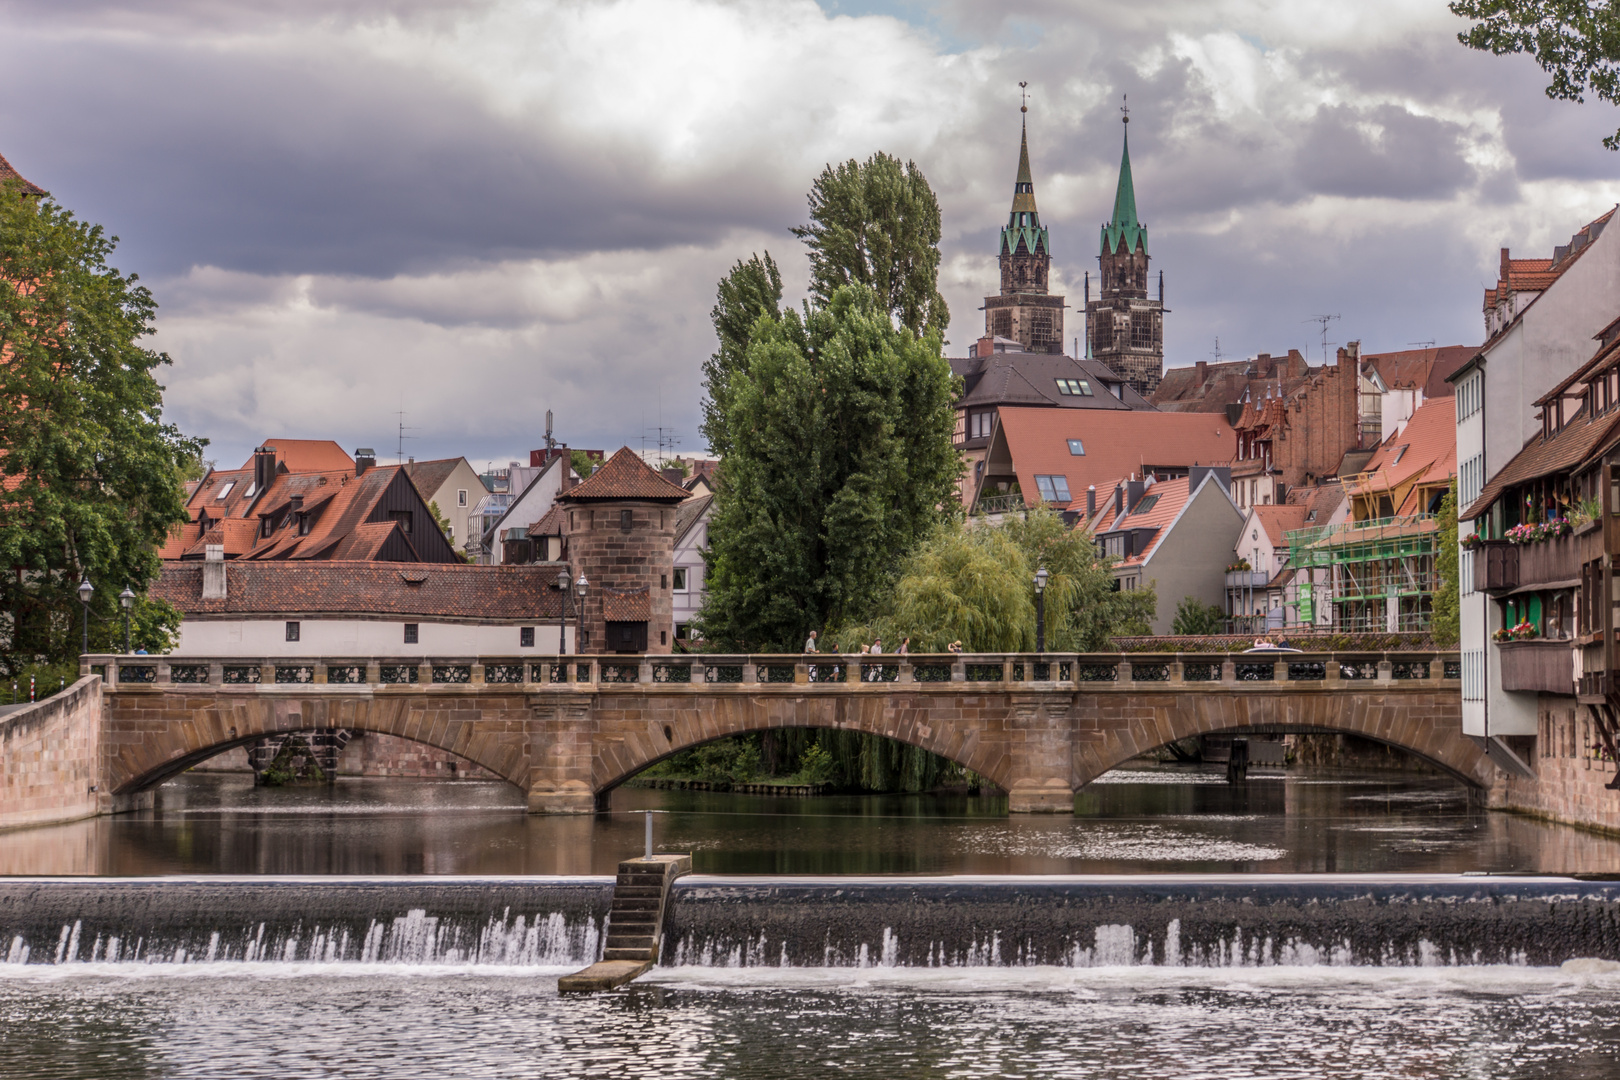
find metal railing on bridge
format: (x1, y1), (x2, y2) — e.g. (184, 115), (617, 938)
(85, 651), (1462, 691)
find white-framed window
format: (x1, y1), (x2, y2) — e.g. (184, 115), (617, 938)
(673, 567), (688, 591)
(215, 481), (234, 500)
(1067, 439), (1085, 456)
(1463, 648), (1485, 701)
(1461, 548), (1475, 597)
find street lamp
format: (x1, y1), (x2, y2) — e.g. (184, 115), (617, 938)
(574, 574), (588, 654)
(77, 578), (94, 656)
(556, 568), (570, 655)
(1033, 566), (1049, 654)
(119, 586), (136, 654)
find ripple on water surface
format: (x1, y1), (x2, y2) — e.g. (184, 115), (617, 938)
(2, 964), (1620, 1079)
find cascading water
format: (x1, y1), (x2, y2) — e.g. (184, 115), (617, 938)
(5, 875), (1619, 971)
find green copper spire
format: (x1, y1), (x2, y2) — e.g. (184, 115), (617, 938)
(1101, 113), (1147, 256)
(1001, 107), (1049, 258)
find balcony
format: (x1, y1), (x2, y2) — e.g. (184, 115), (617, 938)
(1225, 570), (1269, 589)
(1517, 531), (1581, 588)
(1474, 540), (1517, 594)
(975, 493), (1027, 516)
(1497, 638), (1576, 695)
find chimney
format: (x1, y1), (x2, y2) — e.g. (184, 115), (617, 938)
(1086, 485), (1096, 517)
(355, 448), (375, 476)
(202, 544), (227, 600)
(1342, 340), (1359, 369)
(1126, 479), (1145, 512)
(976, 335), (993, 358)
(289, 494), (304, 512)
(661, 468), (684, 486)
(1195, 360), (1207, 381)
(253, 446), (277, 496)
(1501, 247), (1511, 282)
(1113, 484), (1123, 521)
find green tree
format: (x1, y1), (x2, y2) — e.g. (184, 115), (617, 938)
(792, 153), (949, 337)
(1431, 486), (1461, 647)
(698, 285), (960, 649)
(833, 508), (1156, 652)
(700, 252), (783, 460)
(569, 449), (597, 480)
(0, 180), (203, 671)
(1451, 0), (1620, 149)
(1171, 596), (1226, 636)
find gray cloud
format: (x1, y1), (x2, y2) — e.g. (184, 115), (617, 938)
(1294, 104), (1475, 200)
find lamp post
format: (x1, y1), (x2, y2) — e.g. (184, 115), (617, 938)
(1033, 566), (1049, 654)
(77, 578), (94, 656)
(556, 568), (570, 655)
(574, 574), (588, 655)
(119, 587), (135, 654)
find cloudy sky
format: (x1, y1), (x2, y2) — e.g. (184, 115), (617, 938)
(3, 0), (1618, 470)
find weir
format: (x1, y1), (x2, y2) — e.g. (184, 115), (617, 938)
(4, 875), (1619, 971)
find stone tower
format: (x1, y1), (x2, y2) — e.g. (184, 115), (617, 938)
(1087, 110), (1165, 397)
(983, 111), (1065, 353)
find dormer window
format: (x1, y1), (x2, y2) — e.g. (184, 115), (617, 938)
(1055, 379), (1093, 397)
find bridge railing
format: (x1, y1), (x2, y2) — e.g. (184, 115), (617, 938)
(85, 651), (1461, 690)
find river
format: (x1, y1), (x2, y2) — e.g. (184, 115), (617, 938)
(5, 764), (1620, 1078)
(1, 763), (1617, 876)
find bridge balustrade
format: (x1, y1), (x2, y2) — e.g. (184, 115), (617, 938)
(83, 651), (1459, 691)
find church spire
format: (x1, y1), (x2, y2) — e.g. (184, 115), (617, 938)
(1101, 98), (1146, 256)
(1002, 84), (1047, 257)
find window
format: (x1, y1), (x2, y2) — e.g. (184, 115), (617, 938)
(1131, 314), (1153, 349)
(970, 411), (994, 439)
(520, 626), (535, 648)
(285, 621), (300, 642)
(389, 510), (413, 534)
(457, 489), (468, 507)
(1034, 475), (1072, 503)
(673, 567), (688, 591)
(260, 516), (274, 538)
(1055, 379), (1094, 397)
(661, 630), (667, 646)
(661, 574), (668, 590)
(1132, 494), (1159, 516)
(1067, 439), (1085, 456)
(620, 509), (633, 532)
(403, 624), (419, 644)
(215, 481), (234, 500)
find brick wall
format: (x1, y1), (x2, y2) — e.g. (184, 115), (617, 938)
(563, 498), (677, 653)
(1272, 349), (1359, 488)
(0, 676), (101, 830)
(1491, 698), (1620, 834)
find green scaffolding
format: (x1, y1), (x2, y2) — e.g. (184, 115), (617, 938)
(1285, 514), (1438, 630)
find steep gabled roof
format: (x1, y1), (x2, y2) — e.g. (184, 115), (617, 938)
(675, 493), (714, 545)
(237, 440), (353, 473)
(403, 458), (469, 501)
(1349, 398), (1457, 515)
(558, 447), (688, 502)
(0, 151), (44, 196)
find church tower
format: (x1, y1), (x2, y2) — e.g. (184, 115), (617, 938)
(983, 102), (1064, 353)
(1087, 105), (1165, 397)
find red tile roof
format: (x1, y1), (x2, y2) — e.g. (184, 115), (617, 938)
(237, 440), (354, 473)
(1086, 475), (1194, 565)
(602, 587), (651, 621)
(1253, 504), (1309, 547)
(995, 407), (1235, 509)
(1462, 407), (1620, 520)
(1349, 398), (1457, 515)
(1361, 346), (1475, 399)
(559, 447), (689, 502)
(0, 151), (44, 196)
(153, 560), (566, 619)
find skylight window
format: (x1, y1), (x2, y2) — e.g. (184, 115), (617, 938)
(1392, 445), (1409, 465)
(1034, 475), (1072, 503)
(1055, 379), (1094, 397)
(1067, 439), (1085, 456)
(1132, 494), (1160, 515)
(214, 481), (234, 500)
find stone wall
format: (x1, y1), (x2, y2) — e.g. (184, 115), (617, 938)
(0, 676), (101, 830)
(1489, 698), (1620, 835)
(564, 499), (676, 653)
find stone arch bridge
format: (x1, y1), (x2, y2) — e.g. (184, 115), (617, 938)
(67, 651), (1479, 816)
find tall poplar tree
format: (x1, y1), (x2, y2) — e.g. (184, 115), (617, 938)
(0, 179), (203, 669)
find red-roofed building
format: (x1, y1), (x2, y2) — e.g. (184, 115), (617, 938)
(0, 151), (44, 197)
(153, 560), (572, 655)
(558, 447), (689, 653)
(1081, 467), (1244, 633)
(973, 407), (1234, 517)
(161, 443), (462, 565)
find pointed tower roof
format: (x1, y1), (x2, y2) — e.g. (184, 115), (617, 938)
(0, 151), (44, 197)
(1001, 107), (1050, 258)
(1101, 117), (1146, 256)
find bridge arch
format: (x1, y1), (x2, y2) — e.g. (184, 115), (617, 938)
(589, 690), (1018, 797)
(1070, 688), (1490, 790)
(105, 693), (532, 796)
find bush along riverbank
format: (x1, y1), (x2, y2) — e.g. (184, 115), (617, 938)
(633, 730), (988, 796)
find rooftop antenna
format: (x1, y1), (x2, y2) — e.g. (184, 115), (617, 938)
(1408, 340), (1436, 349)
(1303, 314), (1340, 364)
(545, 410), (556, 453)
(1211, 337), (1224, 363)
(395, 408), (417, 465)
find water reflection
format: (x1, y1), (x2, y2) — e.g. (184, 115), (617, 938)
(4, 764), (1619, 876)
